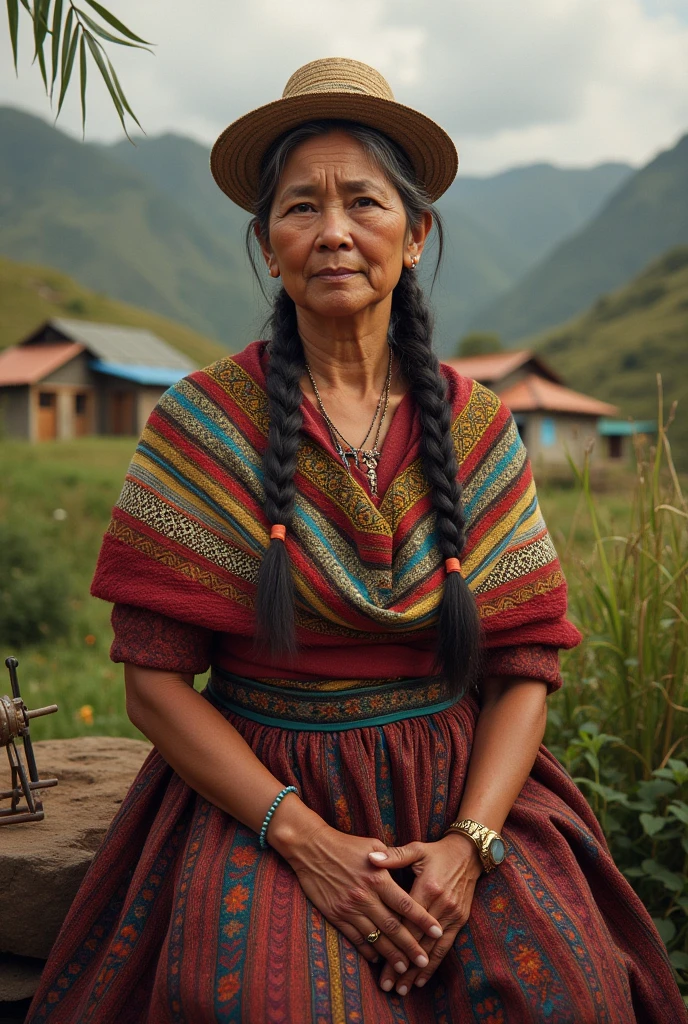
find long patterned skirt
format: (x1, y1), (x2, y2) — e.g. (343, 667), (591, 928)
(26, 673), (686, 1023)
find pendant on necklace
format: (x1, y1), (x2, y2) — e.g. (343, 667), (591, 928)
(360, 449), (381, 496)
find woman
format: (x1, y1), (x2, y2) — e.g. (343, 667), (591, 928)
(27, 58), (685, 1023)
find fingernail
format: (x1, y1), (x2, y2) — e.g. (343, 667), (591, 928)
(415, 977), (427, 988)
(429, 925), (443, 938)
(369, 851), (387, 861)
(381, 978), (394, 992)
(394, 961), (407, 974)
(397, 985), (408, 996)
(415, 954), (429, 968)
(372, 956), (380, 963)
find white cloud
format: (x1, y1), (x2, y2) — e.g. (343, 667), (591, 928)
(0, 0), (687, 173)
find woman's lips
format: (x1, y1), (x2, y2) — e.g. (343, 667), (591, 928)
(314, 268), (359, 281)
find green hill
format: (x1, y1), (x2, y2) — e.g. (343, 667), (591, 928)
(472, 133), (688, 342)
(0, 107), (262, 349)
(450, 161), (632, 267)
(533, 246), (688, 463)
(0, 255), (226, 366)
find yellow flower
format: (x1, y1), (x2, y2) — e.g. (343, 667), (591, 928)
(78, 705), (94, 726)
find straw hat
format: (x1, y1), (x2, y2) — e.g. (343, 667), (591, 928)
(210, 57), (458, 213)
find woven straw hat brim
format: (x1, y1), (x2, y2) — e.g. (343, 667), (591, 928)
(210, 93), (458, 213)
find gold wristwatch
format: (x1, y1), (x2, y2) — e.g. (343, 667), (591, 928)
(443, 818), (506, 872)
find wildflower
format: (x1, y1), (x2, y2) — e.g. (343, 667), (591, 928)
(85, 634), (96, 646)
(52, 508), (68, 521)
(78, 705), (94, 726)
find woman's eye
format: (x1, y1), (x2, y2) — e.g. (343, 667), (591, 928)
(289, 202), (314, 214)
(354, 197), (377, 208)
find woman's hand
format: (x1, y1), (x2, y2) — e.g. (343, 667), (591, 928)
(271, 814), (444, 976)
(368, 833), (483, 994)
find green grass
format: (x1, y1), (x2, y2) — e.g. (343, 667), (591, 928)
(0, 437), (146, 741)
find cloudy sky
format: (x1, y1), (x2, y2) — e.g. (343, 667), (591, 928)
(2, 0), (688, 174)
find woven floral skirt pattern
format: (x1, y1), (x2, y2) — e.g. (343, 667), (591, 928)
(26, 677), (686, 1024)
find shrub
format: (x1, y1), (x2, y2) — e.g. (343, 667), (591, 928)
(0, 519), (72, 648)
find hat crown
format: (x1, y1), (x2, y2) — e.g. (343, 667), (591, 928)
(282, 57), (395, 103)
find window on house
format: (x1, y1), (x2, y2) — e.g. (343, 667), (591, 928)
(38, 392), (56, 408)
(75, 393), (87, 415)
(540, 417), (556, 447)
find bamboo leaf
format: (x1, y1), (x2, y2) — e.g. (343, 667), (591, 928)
(84, 32), (129, 137)
(82, 0), (151, 43)
(79, 31), (87, 134)
(7, 0), (19, 70)
(50, 0), (63, 96)
(33, 0), (51, 90)
(56, 12), (77, 117)
(106, 54), (142, 130)
(75, 7), (151, 50)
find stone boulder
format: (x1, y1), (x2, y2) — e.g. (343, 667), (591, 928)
(0, 736), (151, 967)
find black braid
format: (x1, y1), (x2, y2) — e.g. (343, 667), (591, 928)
(391, 269), (482, 697)
(254, 288), (304, 657)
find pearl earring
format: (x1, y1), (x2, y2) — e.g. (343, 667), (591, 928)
(410, 256), (419, 270)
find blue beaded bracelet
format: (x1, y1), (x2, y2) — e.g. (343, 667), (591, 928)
(259, 786), (299, 849)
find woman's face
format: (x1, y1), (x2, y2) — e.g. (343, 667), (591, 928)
(259, 131), (431, 320)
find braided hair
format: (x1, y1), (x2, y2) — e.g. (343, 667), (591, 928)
(246, 120), (482, 695)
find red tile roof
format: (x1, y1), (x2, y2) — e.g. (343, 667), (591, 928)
(0, 342), (85, 385)
(445, 349), (561, 384)
(498, 374), (618, 417)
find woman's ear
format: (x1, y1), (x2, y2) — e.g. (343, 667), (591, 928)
(405, 211), (433, 271)
(254, 221), (280, 277)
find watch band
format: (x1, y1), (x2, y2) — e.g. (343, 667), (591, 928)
(443, 817), (506, 872)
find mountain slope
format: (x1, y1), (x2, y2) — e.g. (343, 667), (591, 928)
(532, 246), (688, 463)
(471, 133), (688, 342)
(450, 162), (633, 266)
(0, 108), (262, 349)
(0, 255), (226, 366)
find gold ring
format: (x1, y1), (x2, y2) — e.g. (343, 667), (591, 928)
(366, 928), (382, 944)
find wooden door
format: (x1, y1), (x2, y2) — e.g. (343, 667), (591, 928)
(37, 391), (57, 441)
(110, 391), (135, 435)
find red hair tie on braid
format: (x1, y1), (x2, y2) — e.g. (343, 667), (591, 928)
(270, 524), (287, 542)
(445, 557), (461, 575)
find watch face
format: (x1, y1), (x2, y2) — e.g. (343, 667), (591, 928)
(489, 837), (506, 864)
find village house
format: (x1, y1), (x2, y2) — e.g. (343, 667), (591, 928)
(445, 350), (633, 469)
(0, 319), (195, 441)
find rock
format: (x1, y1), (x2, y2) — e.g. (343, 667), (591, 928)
(0, 955), (45, 1003)
(0, 736), (151, 961)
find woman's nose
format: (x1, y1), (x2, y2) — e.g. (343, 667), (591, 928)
(316, 207), (353, 250)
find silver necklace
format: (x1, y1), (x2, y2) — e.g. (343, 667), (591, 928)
(305, 348), (393, 496)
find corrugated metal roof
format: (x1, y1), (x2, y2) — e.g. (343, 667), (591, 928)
(0, 342), (85, 386)
(44, 319), (194, 370)
(445, 350), (562, 384)
(90, 361), (189, 387)
(498, 374), (618, 417)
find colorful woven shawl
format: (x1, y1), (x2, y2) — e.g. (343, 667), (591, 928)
(91, 341), (580, 668)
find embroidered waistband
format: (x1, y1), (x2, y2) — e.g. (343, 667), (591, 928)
(204, 668), (457, 731)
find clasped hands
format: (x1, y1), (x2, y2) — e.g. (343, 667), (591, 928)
(284, 823), (483, 996)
